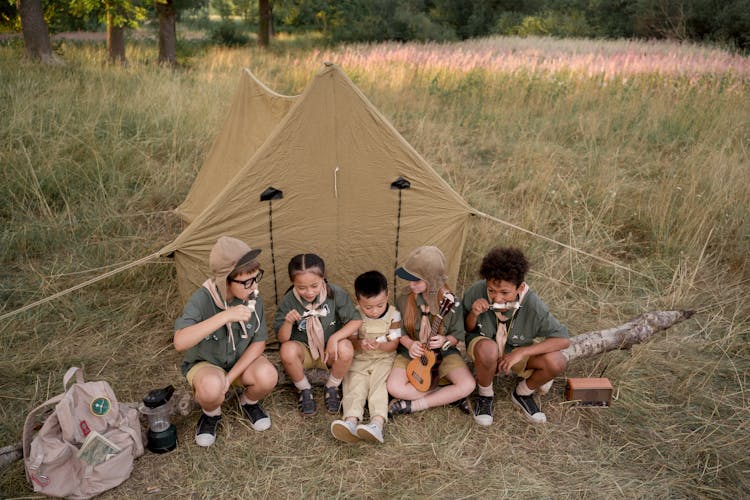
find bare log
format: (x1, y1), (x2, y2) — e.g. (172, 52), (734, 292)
(562, 309), (694, 363)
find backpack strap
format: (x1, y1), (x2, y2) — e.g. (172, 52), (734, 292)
(63, 366), (85, 391)
(24, 367), (84, 470)
(22, 393), (65, 471)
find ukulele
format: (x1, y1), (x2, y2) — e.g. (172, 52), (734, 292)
(406, 293), (456, 392)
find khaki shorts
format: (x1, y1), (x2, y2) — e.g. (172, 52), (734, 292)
(296, 341), (330, 371)
(394, 353), (467, 385)
(467, 336), (531, 378)
(185, 361), (244, 388)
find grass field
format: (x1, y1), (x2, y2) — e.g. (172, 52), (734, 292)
(1, 34), (749, 498)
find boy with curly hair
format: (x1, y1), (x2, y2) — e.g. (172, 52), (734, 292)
(462, 247), (570, 425)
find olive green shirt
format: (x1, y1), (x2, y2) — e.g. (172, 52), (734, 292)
(175, 287), (268, 376)
(461, 280), (569, 353)
(273, 283), (361, 345)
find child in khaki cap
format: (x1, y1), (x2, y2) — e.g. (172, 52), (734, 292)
(174, 236), (278, 447)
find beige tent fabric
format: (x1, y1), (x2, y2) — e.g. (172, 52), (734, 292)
(175, 69), (298, 223)
(160, 63), (478, 339)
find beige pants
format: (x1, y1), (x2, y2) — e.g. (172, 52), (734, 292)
(342, 353), (395, 421)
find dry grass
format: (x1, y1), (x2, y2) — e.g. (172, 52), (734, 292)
(1, 35), (749, 498)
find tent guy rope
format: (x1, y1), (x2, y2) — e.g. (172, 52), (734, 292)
(473, 210), (652, 280)
(0, 252), (161, 322)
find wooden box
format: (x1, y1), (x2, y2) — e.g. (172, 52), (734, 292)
(565, 378), (613, 407)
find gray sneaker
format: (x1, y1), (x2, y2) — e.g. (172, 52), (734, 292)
(331, 419), (359, 443)
(356, 422), (384, 444)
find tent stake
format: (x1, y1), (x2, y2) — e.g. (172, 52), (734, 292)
(390, 177), (411, 298)
(260, 187), (284, 305)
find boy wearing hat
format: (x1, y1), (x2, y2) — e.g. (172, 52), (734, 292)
(174, 236), (279, 447)
(462, 246), (569, 425)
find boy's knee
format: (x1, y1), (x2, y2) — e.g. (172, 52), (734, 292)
(547, 352), (567, 375)
(475, 341), (499, 366)
(259, 363), (279, 388)
(194, 373), (225, 406)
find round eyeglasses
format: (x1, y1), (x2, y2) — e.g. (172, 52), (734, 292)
(230, 269), (264, 289)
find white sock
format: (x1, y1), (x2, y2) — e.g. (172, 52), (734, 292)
(294, 377), (312, 391)
(516, 379), (535, 396)
(240, 394), (258, 406)
(412, 398), (428, 412)
(478, 384), (494, 398)
(326, 375), (342, 388)
(203, 407), (221, 417)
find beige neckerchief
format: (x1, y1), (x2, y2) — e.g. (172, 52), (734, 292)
(293, 286), (328, 360)
(202, 278), (250, 352)
(495, 282), (529, 357)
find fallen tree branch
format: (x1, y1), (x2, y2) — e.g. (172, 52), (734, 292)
(562, 309), (694, 363)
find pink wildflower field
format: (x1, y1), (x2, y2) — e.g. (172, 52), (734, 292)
(307, 36), (750, 81)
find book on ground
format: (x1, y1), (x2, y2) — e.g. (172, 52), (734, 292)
(77, 430), (122, 466)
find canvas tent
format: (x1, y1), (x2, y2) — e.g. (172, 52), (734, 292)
(175, 69), (298, 224)
(158, 63), (480, 315)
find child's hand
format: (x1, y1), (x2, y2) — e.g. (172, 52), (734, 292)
(285, 310), (302, 324)
(360, 339), (376, 351)
(498, 349), (524, 375)
(472, 298), (490, 316)
(408, 341), (425, 359)
(324, 339), (340, 363)
(427, 335), (448, 350)
(225, 304), (253, 323)
(222, 374), (231, 394)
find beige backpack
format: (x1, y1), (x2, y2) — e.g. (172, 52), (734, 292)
(22, 367), (144, 499)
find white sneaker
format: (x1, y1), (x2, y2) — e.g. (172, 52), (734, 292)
(356, 422), (384, 444)
(330, 419), (359, 443)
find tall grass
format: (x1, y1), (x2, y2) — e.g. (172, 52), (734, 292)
(1, 35), (748, 497)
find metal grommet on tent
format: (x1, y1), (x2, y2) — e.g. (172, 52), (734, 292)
(390, 176), (411, 298)
(260, 187), (284, 305)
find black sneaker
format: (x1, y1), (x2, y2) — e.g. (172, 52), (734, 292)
(324, 385), (342, 414)
(195, 413), (221, 447)
(511, 389), (547, 424)
(298, 388), (317, 417)
(241, 403), (271, 431)
(473, 395), (494, 426)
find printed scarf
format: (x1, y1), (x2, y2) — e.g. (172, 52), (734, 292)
(293, 286), (328, 360)
(495, 282), (529, 357)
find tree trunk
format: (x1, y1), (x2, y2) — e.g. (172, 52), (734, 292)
(156, 0), (176, 66)
(17, 0), (56, 63)
(562, 310), (694, 363)
(106, 9), (127, 65)
(258, 0), (270, 47)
